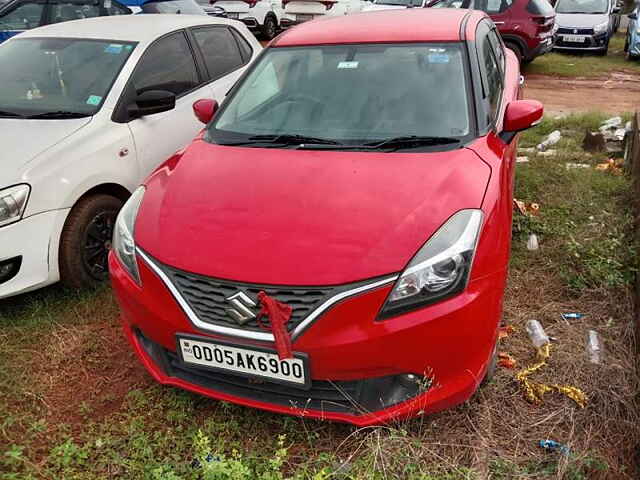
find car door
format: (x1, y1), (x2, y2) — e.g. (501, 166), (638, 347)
(122, 30), (212, 178)
(188, 25), (252, 103)
(0, 0), (46, 42)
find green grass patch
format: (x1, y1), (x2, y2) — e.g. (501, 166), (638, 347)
(524, 33), (640, 77)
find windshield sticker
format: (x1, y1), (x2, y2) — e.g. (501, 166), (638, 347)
(337, 61), (359, 69)
(86, 95), (103, 106)
(428, 53), (450, 64)
(104, 44), (123, 54)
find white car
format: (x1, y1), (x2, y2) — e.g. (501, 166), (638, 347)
(206, 0), (282, 38)
(280, 0), (365, 28)
(0, 15), (261, 299)
(362, 0), (426, 11)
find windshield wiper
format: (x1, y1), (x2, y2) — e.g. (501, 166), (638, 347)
(363, 135), (461, 150)
(27, 111), (91, 119)
(0, 110), (24, 118)
(219, 134), (341, 147)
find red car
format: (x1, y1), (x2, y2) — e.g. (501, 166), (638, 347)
(110, 9), (543, 426)
(429, 0), (557, 63)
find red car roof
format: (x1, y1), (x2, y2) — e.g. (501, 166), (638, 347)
(273, 9), (483, 47)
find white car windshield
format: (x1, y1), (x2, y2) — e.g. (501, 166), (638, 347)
(210, 43), (471, 148)
(0, 37), (135, 118)
(555, 0), (609, 14)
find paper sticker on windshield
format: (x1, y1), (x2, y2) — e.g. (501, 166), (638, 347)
(104, 44), (123, 54)
(86, 95), (102, 106)
(337, 61), (359, 69)
(428, 53), (450, 64)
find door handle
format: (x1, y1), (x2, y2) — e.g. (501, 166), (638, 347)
(494, 21), (505, 25)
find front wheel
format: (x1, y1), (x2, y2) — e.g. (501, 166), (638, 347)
(261, 16), (277, 40)
(597, 41), (609, 56)
(59, 194), (123, 289)
(505, 41), (524, 64)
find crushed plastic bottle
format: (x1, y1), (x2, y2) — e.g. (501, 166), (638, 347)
(527, 233), (539, 251)
(526, 320), (550, 348)
(539, 439), (570, 455)
(587, 330), (602, 364)
(537, 130), (561, 151)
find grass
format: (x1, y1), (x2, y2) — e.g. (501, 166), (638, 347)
(1, 113), (639, 479)
(524, 33), (640, 77)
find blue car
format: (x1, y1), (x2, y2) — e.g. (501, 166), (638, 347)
(625, 3), (639, 60)
(0, 0), (131, 43)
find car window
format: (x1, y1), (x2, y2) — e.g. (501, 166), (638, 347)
(477, 23), (503, 122)
(488, 28), (505, 72)
(212, 43), (472, 143)
(526, 0), (553, 15)
(131, 31), (200, 97)
(230, 27), (253, 63)
(477, 0), (513, 13)
(0, 1), (45, 30)
(104, 0), (131, 14)
(50, 1), (100, 23)
(431, 0), (470, 7)
(192, 26), (244, 80)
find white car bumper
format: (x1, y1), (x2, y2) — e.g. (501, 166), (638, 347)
(0, 209), (69, 299)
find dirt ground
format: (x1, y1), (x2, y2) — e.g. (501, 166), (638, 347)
(524, 71), (640, 116)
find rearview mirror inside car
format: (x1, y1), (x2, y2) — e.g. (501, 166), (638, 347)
(192, 99), (219, 125)
(128, 90), (176, 119)
(500, 100), (544, 143)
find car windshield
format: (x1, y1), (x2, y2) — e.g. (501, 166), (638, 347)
(0, 37), (135, 118)
(373, 0), (423, 6)
(555, 0), (609, 14)
(140, 0), (205, 14)
(210, 43), (471, 148)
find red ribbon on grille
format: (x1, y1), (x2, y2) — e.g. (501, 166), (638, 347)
(256, 291), (293, 360)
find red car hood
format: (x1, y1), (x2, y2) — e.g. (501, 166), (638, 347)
(136, 140), (491, 285)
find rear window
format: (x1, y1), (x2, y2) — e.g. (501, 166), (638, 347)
(526, 0), (553, 15)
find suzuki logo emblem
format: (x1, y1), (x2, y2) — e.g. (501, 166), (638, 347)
(225, 291), (257, 325)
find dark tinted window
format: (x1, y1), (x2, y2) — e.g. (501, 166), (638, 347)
(526, 0), (554, 14)
(192, 26), (243, 79)
(477, 23), (503, 121)
(230, 27), (252, 63)
(132, 31), (199, 96)
(488, 28), (505, 71)
(478, 0), (513, 13)
(50, 1), (100, 23)
(1, 1), (45, 29)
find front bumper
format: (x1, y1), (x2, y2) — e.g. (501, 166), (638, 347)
(0, 209), (69, 299)
(553, 31), (609, 51)
(110, 251), (504, 425)
(526, 37), (554, 61)
(280, 14), (321, 29)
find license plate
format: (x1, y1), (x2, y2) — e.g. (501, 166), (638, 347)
(177, 335), (310, 389)
(563, 34), (586, 43)
(296, 14), (314, 21)
(227, 12), (239, 19)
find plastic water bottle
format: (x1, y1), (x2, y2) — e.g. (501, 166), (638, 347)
(527, 233), (539, 251)
(587, 330), (602, 364)
(537, 130), (561, 151)
(526, 320), (550, 348)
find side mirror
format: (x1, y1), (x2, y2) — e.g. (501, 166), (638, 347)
(629, 12), (638, 19)
(193, 98), (219, 125)
(128, 90), (175, 119)
(500, 100), (544, 143)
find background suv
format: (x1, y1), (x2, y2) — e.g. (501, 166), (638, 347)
(553, 0), (621, 55)
(429, 0), (556, 63)
(208, 0), (281, 38)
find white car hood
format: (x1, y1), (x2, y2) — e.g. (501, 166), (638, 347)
(362, 3), (409, 10)
(555, 13), (609, 28)
(0, 117), (91, 182)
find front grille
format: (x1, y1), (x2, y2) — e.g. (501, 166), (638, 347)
(157, 262), (338, 333)
(557, 27), (594, 35)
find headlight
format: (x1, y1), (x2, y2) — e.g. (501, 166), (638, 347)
(379, 209), (483, 319)
(112, 186), (145, 285)
(593, 22), (608, 34)
(0, 184), (30, 228)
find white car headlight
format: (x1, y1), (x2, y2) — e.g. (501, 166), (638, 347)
(112, 186), (145, 284)
(593, 22), (608, 34)
(0, 184), (30, 228)
(379, 209), (483, 318)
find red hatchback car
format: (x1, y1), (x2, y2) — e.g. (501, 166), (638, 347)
(110, 9), (543, 426)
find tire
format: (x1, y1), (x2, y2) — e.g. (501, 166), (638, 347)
(505, 41), (524, 64)
(59, 194), (123, 289)
(481, 342), (498, 387)
(597, 41), (609, 56)
(261, 15), (277, 40)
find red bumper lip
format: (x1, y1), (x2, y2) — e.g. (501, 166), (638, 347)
(109, 251), (503, 426)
